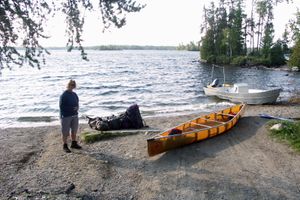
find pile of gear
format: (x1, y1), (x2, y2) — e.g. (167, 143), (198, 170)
(87, 104), (145, 131)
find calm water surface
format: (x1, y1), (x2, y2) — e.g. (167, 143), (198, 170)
(0, 50), (299, 128)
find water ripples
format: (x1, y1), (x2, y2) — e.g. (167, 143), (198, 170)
(0, 50), (299, 128)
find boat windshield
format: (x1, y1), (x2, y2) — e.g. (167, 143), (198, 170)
(209, 64), (227, 86)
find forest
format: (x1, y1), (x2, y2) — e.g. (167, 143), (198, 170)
(200, 0), (300, 67)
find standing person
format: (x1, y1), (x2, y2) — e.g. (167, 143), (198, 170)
(59, 79), (82, 153)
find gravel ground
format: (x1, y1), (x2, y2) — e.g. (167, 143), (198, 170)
(1, 104), (300, 200)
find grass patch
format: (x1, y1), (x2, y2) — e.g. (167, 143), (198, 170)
(80, 131), (137, 143)
(268, 120), (300, 152)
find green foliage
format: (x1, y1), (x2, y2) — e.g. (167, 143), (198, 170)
(206, 55), (216, 64)
(200, 30), (215, 61)
(200, 2), (216, 61)
(228, 1), (245, 57)
(80, 131), (117, 143)
(261, 23), (274, 58)
(177, 41), (200, 51)
(289, 9), (300, 42)
(268, 120), (300, 152)
(231, 56), (247, 66)
(247, 56), (270, 66)
(215, 2), (228, 56)
(200, 0), (293, 67)
(215, 55), (231, 65)
(270, 41), (286, 66)
(0, 0), (145, 69)
(288, 39), (300, 67)
(200, 0), (248, 63)
(0, 0), (52, 69)
(282, 26), (291, 54)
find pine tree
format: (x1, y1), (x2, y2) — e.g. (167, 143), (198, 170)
(261, 0), (274, 58)
(288, 9), (300, 67)
(282, 26), (290, 54)
(215, 0), (228, 56)
(200, 2), (217, 62)
(229, 0), (245, 57)
(270, 40), (286, 66)
(288, 39), (300, 67)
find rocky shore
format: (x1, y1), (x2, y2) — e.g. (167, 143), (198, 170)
(1, 104), (300, 199)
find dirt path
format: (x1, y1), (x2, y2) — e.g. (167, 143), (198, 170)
(1, 105), (300, 199)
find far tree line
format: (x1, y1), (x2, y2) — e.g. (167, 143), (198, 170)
(1, 0), (300, 69)
(177, 41), (200, 51)
(199, 0), (300, 67)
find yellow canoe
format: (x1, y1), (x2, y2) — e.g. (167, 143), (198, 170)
(147, 104), (246, 156)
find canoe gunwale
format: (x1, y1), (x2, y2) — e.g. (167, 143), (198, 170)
(147, 121), (227, 141)
(147, 104), (246, 141)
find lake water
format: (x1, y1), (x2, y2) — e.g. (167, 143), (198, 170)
(0, 50), (299, 128)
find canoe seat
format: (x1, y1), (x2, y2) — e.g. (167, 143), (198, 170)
(216, 112), (235, 117)
(190, 122), (212, 128)
(200, 118), (226, 124)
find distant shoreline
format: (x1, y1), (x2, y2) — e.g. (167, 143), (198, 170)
(199, 60), (300, 72)
(15, 45), (179, 51)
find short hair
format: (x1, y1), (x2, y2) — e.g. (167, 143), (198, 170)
(67, 79), (76, 89)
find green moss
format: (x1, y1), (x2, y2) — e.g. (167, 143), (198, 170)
(268, 120), (300, 152)
(80, 129), (148, 143)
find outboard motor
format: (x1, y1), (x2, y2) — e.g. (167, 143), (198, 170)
(209, 78), (219, 87)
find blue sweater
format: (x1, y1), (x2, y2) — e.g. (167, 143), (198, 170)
(59, 90), (79, 118)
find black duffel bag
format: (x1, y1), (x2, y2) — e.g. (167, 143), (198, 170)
(87, 104), (145, 131)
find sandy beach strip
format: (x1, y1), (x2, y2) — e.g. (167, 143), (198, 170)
(1, 104), (300, 199)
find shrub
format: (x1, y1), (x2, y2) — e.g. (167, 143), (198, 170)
(260, 57), (271, 67)
(231, 56), (247, 66)
(215, 55), (230, 65)
(246, 56), (270, 66)
(270, 41), (286, 66)
(207, 55), (216, 64)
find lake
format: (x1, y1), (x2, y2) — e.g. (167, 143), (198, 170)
(0, 50), (299, 128)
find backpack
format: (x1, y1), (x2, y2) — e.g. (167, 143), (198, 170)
(126, 104), (144, 129)
(87, 104), (145, 131)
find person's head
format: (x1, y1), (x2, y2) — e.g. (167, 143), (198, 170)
(67, 79), (76, 90)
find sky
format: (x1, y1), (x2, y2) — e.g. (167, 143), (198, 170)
(42, 0), (300, 47)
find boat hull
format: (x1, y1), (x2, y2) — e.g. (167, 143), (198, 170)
(147, 104), (245, 156)
(203, 86), (280, 104)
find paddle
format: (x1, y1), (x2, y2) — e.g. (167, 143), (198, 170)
(259, 114), (300, 122)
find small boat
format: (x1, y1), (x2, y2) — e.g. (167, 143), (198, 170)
(203, 65), (281, 104)
(147, 104), (246, 157)
(204, 83), (281, 104)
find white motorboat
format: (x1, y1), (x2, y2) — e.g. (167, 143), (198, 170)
(203, 83), (281, 104)
(203, 65), (281, 104)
